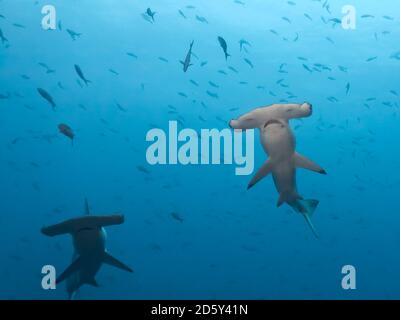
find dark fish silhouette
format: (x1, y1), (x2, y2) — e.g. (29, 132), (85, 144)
(217, 36), (230, 60)
(37, 88), (56, 109)
(180, 40), (194, 72)
(58, 124), (74, 145)
(0, 28), (8, 44)
(66, 29), (81, 40)
(146, 8), (156, 21)
(171, 212), (184, 223)
(74, 65), (91, 85)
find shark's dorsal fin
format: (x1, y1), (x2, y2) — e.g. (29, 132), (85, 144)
(57, 256), (84, 284)
(103, 252), (133, 273)
(84, 198), (90, 215)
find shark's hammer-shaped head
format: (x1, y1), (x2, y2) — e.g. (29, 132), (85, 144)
(229, 102), (313, 130)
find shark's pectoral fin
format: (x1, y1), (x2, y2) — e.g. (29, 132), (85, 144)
(294, 152), (326, 174)
(103, 252), (134, 273)
(247, 159), (273, 189)
(180, 60), (184, 65)
(41, 220), (74, 237)
(56, 256), (83, 284)
(277, 195), (285, 207)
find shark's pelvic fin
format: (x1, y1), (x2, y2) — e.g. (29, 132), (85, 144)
(86, 278), (99, 287)
(103, 252), (134, 273)
(57, 256), (84, 284)
(294, 152), (326, 174)
(248, 159), (273, 189)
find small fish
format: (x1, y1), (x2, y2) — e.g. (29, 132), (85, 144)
(206, 91), (219, 99)
(58, 124), (74, 145)
(325, 37), (334, 44)
(228, 66), (238, 73)
(304, 13), (312, 21)
(196, 15), (208, 24)
(12, 23), (25, 28)
(178, 10), (186, 19)
(346, 83), (350, 95)
(190, 80), (199, 86)
(366, 56), (377, 62)
(208, 81), (219, 88)
(243, 58), (254, 68)
(217, 36), (230, 60)
(115, 102), (127, 112)
(239, 39), (251, 51)
(0, 28), (9, 44)
(127, 52), (138, 59)
(137, 165), (150, 174)
(302, 64), (312, 73)
(158, 57), (168, 63)
(66, 29), (81, 40)
(74, 64), (91, 85)
(180, 40), (194, 72)
(282, 16), (291, 24)
(178, 92), (187, 98)
(146, 8), (156, 22)
(0, 93), (9, 99)
(58, 20), (62, 31)
(109, 69), (119, 75)
(200, 61), (208, 67)
(361, 14), (374, 19)
(338, 65), (348, 73)
(170, 212), (184, 223)
(37, 88), (56, 109)
(270, 29), (279, 36)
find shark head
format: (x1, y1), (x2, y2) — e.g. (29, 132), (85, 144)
(229, 102), (313, 130)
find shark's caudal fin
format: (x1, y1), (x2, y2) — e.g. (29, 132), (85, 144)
(248, 159), (273, 189)
(294, 152), (326, 175)
(84, 198), (90, 215)
(295, 199), (319, 239)
(103, 252), (133, 273)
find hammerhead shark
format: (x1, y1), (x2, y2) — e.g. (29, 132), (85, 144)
(41, 199), (133, 298)
(230, 103), (326, 237)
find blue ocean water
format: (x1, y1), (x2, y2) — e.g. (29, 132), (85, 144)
(0, 0), (399, 300)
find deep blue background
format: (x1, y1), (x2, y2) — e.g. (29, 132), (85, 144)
(0, 0), (399, 299)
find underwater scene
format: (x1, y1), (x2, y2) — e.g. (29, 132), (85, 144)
(0, 0), (400, 300)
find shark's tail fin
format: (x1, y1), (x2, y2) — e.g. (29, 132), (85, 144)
(297, 199), (319, 239)
(84, 79), (91, 86)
